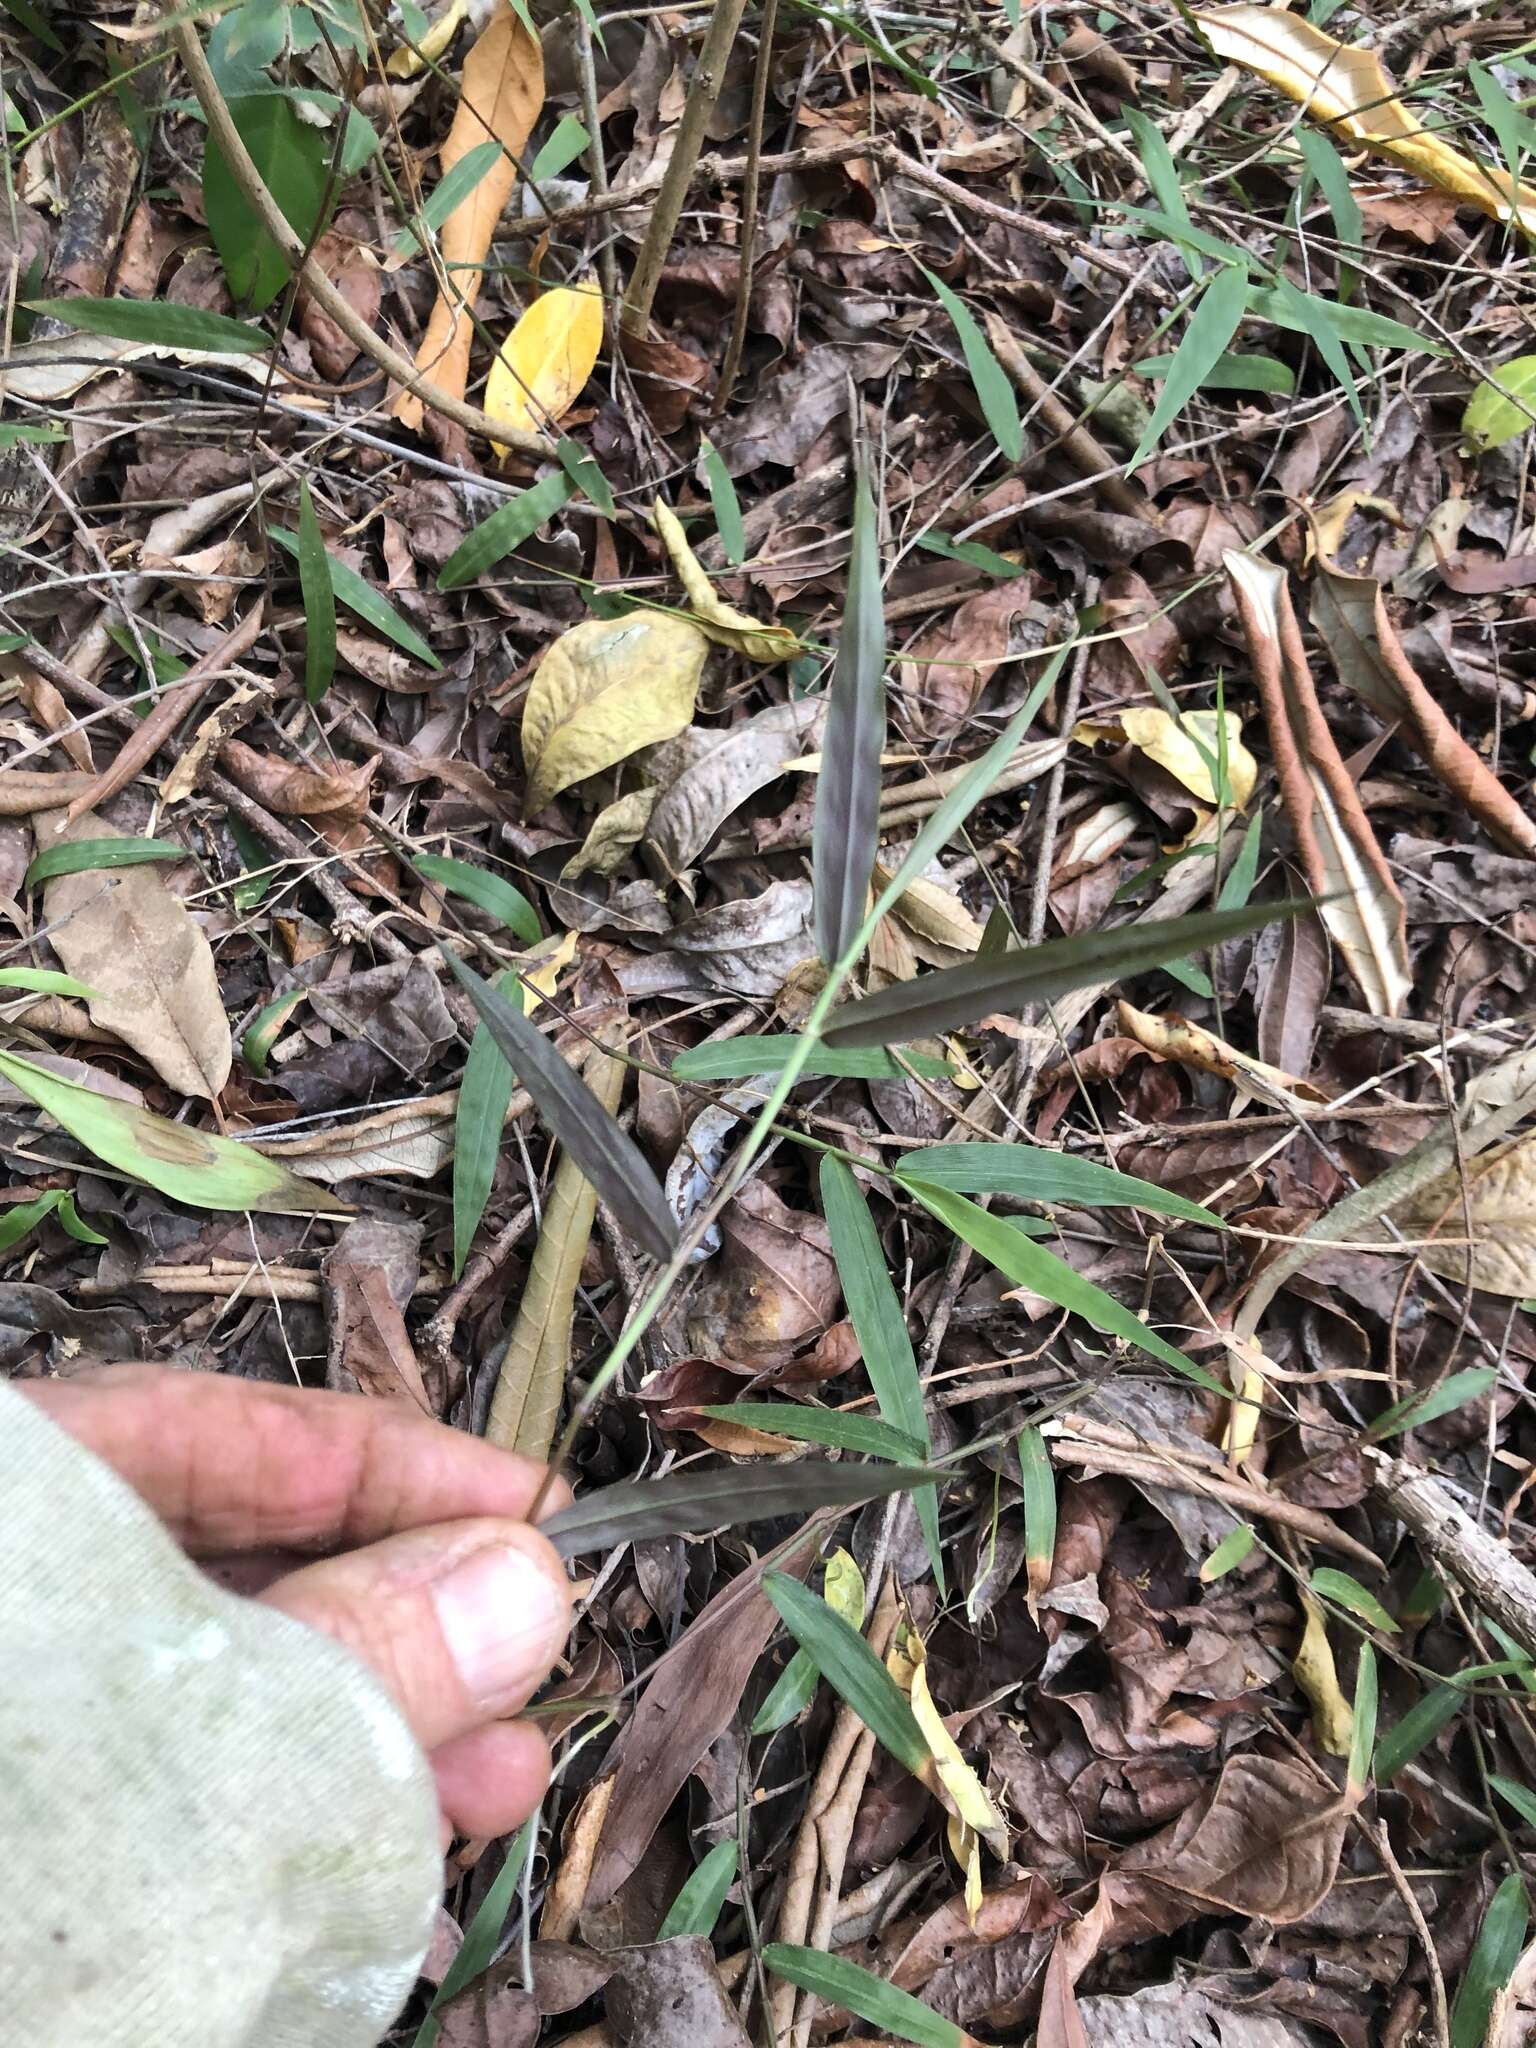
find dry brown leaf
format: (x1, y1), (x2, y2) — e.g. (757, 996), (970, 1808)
(13, 664), (93, 773)
(39, 814), (231, 1099)
(1390, 1129), (1536, 1296)
(1124, 1752), (1350, 1922)
(1309, 549), (1536, 858)
(522, 613), (708, 817)
(486, 1035), (624, 1460)
(324, 1217), (432, 1414)
(685, 1178), (838, 1368)
(877, 867), (987, 957)
(1116, 1001), (1329, 1105)
(220, 740), (380, 822)
(393, 4), (545, 429)
(896, 575), (1036, 736)
(1225, 551), (1410, 1016)
(1196, 5), (1536, 235)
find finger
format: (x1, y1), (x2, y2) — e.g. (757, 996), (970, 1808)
(259, 1516), (571, 1751)
(431, 1721), (551, 1841)
(23, 1366), (568, 1553)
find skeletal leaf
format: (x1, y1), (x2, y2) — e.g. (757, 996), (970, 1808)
(653, 500), (802, 661)
(393, 3), (545, 429)
(38, 814), (232, 1098)
(486, 1034), (624, 1458)
(0, 1048), (348, 1215)
(561, 788), (656, 881)
(521, 612), (708, 816)
(486, 286), (604, 455)
(1463, 355), (1536, 454)
(1195, 5), (1536, 236)
(1074, 705), (1256, 809)
(1225, 552), (1410, 1016)
(646, 699), (822, 879)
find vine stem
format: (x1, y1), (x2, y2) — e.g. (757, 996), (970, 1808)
(166, 8), (551, 459)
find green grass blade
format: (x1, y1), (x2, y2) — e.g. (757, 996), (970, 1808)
(269, 526), (439, 668)
(762, 1573), (929, 1773)
(1201, 1522), (1255, 1582)
(892, 1142), (1221, 1225)
(1312, 1567), (1399, 1633)
(1346, 1640), (1377, 1798)
(813, 466), (886, 965)
(672, 1038), (950, 1084)
(438, 471), (574, 588)
(27, 295), (270, 353)
(454, 968), (520, 1280)
(296, 481), (336, 704)
(1129, 261), (1248, 472)
(919, 263), (1023, 462)
(698, 1403), (924, 1459)
(1367, 1368), (1498, 1442)
(24, 837), (184, 889)
(700, 437), (746, 564)
(657, 1838), (738, 1940)
(393, 140), (501, 258)
(763, 1946), (962, 2048)
(1451, 1874), (1529, 2048)
(414, 853), (541, 944)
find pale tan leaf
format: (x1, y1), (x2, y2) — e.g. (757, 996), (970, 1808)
(1195, 4), (1536, 235)
(39, 814), (231, 1098)
(486, 286), (604, 453)
(1391, 1129), (1536, 1295)
(1116, 1001), (1329, 1106)
(393, 4), (544, 429)
(522, 613), (708, 816)
(561, 788), (657, 881)
(1074, 706), (1256, 809)
(653, 500), (802, 661)
(487, 1036), (624, 1459)
(646, 699), (823, 879)
(1225, 552), (1410, 1016)
(877, 866), (988, 955)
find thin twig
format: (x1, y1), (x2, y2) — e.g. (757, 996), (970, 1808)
(714, 0), (778, 411)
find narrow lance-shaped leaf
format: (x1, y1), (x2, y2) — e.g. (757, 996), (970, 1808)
(1367, 1368), (1498, 1442)
(0, 966), (101, 999)
(1202, 1523), (1256, 1582)
(26, 295), (271, 353)
(1451, 1874), (1529, 2048)
(919, 263), (1023, 463)
(1489, 1773), (1536, 1830)
(698, 1403), (924, 1460)
(453, 969), (521, 1281)
(753, 1548), (865, 1735)
(441, 946), (676, 1265)
(762, 1571), (929, 1773)
(813, 465), (886, 967)
(542, 1459), (941, 1558)
(763, 1947), (963, 2048)
(392, 139), (502, 258)
(24, 837), (185, 890)
(1312, 1567), (1399, 1632)
(657, 1839), (739, 1942)
(1018, 1425), (1055, 1615)
(820, 1155), (943, 1590)
(297, 481), (336, 705)
(672, 1038), (951, 1084)
(438, 471), (574, 590)
(1129, 261), (1248, 473)
(415, 853), (542, 945)
(269, 527), (440, 669)
(894, 1141), (1221, 1225)
(1346, 1641), (1377, 1800)
(824, 896), (1307, 1048)
(700, 436), (745, 564)
(0, 1187), (108, 1253)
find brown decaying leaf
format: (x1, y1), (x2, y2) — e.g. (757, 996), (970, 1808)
(392, 4), (545, 430)
(39, 813), (232, 1099)
(897, 575), (1037, 737)
(323, 1216), (432, 1413)
(1116, 1001), (1329, 1105)
(606, 1937), (752, 2048)
(1224, 552), (1410, 1017)
(1388, 1128), (1536, 1296)
(219, 740), (380, 822)
(685, 1178), (839, 1368)
(485, 1034), (624, 1460)
(1309, 550), (1536, 858)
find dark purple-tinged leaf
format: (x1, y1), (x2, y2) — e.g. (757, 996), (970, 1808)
(541, 1458), (941, 1557)
(813, 465), (885, 966)
(441, 946), (676, 1264)
(824, 897), (1309, 1047)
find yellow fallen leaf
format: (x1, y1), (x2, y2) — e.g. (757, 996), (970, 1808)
(1074, 705), (1256, 809)
(386, 0), (468, 79)
(521, 612), (708, 816)
(522, 927), (578, 1012)
(487, 287), (604, 456)
(560, 787), (656, 882)
(890, 1623), (1007, 1925)
(823, 1546), (866, 1626)
(874, 865), (988, 956)
(1195, 5), (1536, 237)
(1221, 1331), (1267, 1467)
(1293, 1589), (1353, 1758)
(653, 499), (802, 662)
(394, 3), (544, 431)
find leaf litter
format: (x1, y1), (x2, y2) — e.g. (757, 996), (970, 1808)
(9, 1), (1536, 2042)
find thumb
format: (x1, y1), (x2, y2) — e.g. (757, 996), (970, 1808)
(258, 1517), (571, 1752)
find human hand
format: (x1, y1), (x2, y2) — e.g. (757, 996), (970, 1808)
(23, 1365), (572, 1844)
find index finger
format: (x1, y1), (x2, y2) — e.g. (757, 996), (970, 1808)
(22, 1365), (570, 1554)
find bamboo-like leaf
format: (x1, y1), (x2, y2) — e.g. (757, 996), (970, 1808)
(823, 897), (1304, 1048)
(453, 968), (521, 1281)
(1202, 1522), (1256, 1582)
(414, 853), (542, 944)
(753, 1548), (865, 1734)
(242, 990), (307, 1077)
(672, 1037), (949, 1084)
(1366, 1368), (1498, 1441)
(1019, 1424), (1055, 1614)
(894, 1141), (1221, 1225)
(26, 295), (271, 353)
(485, 1036), (623, 1455)
(1312, 1567), (1399, 1632)
(699, 1404), (923, 1460)
(437, 471), (573, 589)
(763, 1946), (963, 2048)
(542, 1458), (940, 1556)
(531, 112), (591, 180)
(1490, 1773), (1536, 1829)
(919, 264), (1023, 463)
(1346, 1641), (1377, 1799)
(0, 1187), (108, 1252)
(1372, 1662), (1527, 1782)
(1451, 1874), (1529, 2048)
(296, 481), (336, 704)
(269, 528), (440, 668)
(763, 1572), (929, 1773)
(1124, 104), (1202, 275)
(24, 837), (185, 890)
(700, 437), (745, 564)
(0, 1047), (349, 1215)
(820, 1155), (942, 1587)
(904, 1178), (1226, 1393)
(657, 1839), (738, 1941)
(0, 966), (101, 998)
(1247, 282), (1445, 355)
(813, 465), (886, 966)
(1138, 348), (1294, 394)
(441, 946), (675, 1263)
(1462, 354), (1536, 454)
(556, 437), (616, 516)
(1129, 261), (1248, 472)
(392, 139), (502, 258)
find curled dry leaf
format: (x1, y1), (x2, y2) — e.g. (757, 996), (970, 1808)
(1224, 552), (1410, 1017)
(1116, 1002), (1329, 1106)
(393, 3), (545, 431)
(324, 1216), (432, 1413)
(1074, 706), (1256, 811)
(896, 574), (1037, 737)
(653, 501), (802, 662)
(646, 700), (823, 880)
(668, 879), (817, 997)
(686, 1177), (839, 1368)
(878, 868), (988, 959)
(521, 613), (709, 817)
(1308, 551), (1536, 859)
(562, 788), (657, 882)
(219, 740), (380, 822)
(1195, 5), (1536, 236)
(39, 814), (231, 1098)
(486, 285), (604, 456)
